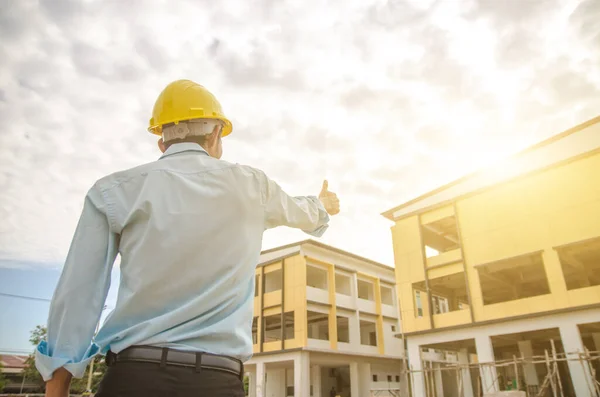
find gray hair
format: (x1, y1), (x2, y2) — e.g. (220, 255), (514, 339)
(162, 119), (222, 142)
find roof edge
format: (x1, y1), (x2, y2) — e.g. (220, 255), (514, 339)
(381, 114), (600, 221)
(260, 239), (393, 270)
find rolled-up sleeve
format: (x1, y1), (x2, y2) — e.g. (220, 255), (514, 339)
(259, 171), (330, 237)
(36, 184), (119, 380)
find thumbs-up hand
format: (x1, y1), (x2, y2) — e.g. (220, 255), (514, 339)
(318, 180), (340, 215)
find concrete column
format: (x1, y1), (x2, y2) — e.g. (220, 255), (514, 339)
(433, 363), (444, 397)
(559, 323), (595, 397)
(357, 362), (371, 397)
(349, 362), (360, 397)
(457, 349), (475, 397)
(256, 361), (265, 397)
(400, 359), (410, 397)
(407, 341), (425, 397)
(294, 352), (310, 397)
(475, 335), (499, 393)
(312, 364), (322, 397)
(517, 340), (539, 386)
(248, 370), (257, 397)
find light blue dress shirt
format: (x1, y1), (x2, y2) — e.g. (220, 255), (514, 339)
(36, 143), (329, 380)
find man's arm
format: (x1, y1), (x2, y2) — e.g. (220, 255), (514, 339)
(37, 185), (119, 396)
(260, 171), (339, 235)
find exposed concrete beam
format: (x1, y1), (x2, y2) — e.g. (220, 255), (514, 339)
(421, 226), (456, 252)
(560, 252), (597, 285)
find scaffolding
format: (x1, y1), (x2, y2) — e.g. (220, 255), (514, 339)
(402, 348), (600, 397)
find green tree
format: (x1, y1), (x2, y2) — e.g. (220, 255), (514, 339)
(22, 325), (47, 391)
(0, 362), (7, 392)
(29, 325), (47, 346)
(243, 375), (249, 395)
(23, 325), (107, 394)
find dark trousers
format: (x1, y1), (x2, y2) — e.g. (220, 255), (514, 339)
(95, 361), (245, 397)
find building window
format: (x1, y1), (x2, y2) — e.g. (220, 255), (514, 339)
(335, 273), (352, 296)
(263, 314), (282, 342)
(307, 311), (329, 341)
(387, 375), (392, 382)
(360, 319), (377, 346)
(557, 237), (600, 290)
(421, 215), (460, 258)
(358, 279), (375, 300)
(391, 325), (396, 332)
(415, 290), (423, 317)
(307, 265), (328, 290)
(477, 253), (550, 305)
(264, 269), (282, 293)
(395, 375), (400, 382)
(252, 317), (258, 344)
(432, 295), (449, 314)
(380, 285), (394, 305)
(284, 311), (295, 340)
(413, 273), (468, 314)
(372, 374), (378, 382)
(255, 275), (260, 296)
(337, 316), (350, 343)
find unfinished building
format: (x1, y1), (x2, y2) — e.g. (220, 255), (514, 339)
(383, 116), (600, 397)
(246, 240), (405, 397)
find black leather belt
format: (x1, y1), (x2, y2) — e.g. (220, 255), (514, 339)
(106, 346), (243, 379)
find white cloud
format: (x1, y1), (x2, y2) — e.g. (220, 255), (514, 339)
(0, 0), (599, 267)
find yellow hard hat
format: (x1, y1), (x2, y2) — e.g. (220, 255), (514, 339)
(148, 80), (233, 137)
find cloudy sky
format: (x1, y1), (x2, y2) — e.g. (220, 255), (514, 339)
(1, 0), (599, 272)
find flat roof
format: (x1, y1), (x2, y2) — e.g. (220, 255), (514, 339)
(382, 115), (600, 221)
(260, 239), (393, 270)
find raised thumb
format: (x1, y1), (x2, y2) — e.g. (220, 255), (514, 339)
(320, 180), (329, 195)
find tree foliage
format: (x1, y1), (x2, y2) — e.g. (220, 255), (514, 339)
(23, 325), (47, 391)
(23, 325), (107, 393)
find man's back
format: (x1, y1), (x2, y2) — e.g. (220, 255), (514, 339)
(95, 143), (268, 361)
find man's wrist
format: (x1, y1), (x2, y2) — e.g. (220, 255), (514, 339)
(46, 367), (72, 397)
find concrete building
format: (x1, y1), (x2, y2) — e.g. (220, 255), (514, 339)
(0, 354), (40, 393)
(383, 116), (600, 397)
(245, 240), (405, 397)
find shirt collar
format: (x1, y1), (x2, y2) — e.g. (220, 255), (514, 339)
(159, 143), (209, 159)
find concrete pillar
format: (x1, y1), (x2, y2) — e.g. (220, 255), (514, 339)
(312, 364), (322, 397)
(400, 359), (410, 397)
(457, 349), (475, 397)
(433, 363), (444, 397)
(248, 370), (257, 397)
(517, 340), (539, 386)
(407, 341), (425, 397)
(475, 335), (499, 393)
(357, 362), (371, 397)
(256, 362), (265, 397)
(294, 352), (310, 397)
(349, 362), (360, 397)
(559, 323), (595, 397)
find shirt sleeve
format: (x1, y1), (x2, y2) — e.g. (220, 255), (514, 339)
(35, 184), (119, 381)
(259, 170), (330, 237)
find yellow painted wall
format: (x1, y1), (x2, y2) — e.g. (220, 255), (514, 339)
(427, 262), (464, 279)
(285, 254), (308, 348)
(432, 309), (471, 328)
(392, 151), (600, 333)
(252, 254), (308, 354)
(420, 204), (454, 225)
